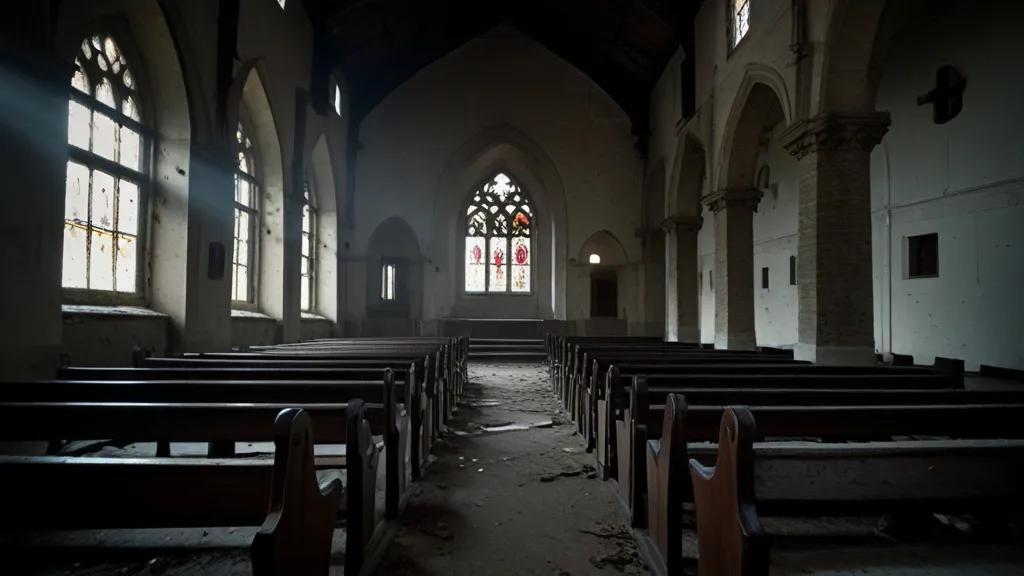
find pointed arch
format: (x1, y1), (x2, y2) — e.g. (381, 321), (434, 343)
(717, 65), (791, 191)
(669, 130), (708, 216)
(463, 171), (535, 294)
(308, 133), (339, 319)
(226, 64), (286, 318)
(53, 0), (192, 314)
(579, 231), (628, 267)
(366, 216), (423, 320)
(431, 124), (568, 319)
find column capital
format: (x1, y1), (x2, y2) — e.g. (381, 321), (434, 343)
(702, 189), (763, 215)
(660, 215), (703, 233)
(780, 111), (892, 160)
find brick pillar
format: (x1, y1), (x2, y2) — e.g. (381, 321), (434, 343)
(702, 189), (762, 350)
(662, 216), (703, 342)
(780, 112), (891, 365)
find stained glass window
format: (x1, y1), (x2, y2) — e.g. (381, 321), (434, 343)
(233, 118), (259, 304)
(301, 181), (316, 311)
(63, 33), (149, 295)
(733, 0), (750, 47)
(464, 173), (532, 293)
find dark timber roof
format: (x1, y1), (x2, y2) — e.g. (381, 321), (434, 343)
(306, 0), (704, 150)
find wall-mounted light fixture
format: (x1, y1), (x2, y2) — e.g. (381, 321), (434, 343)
(589, 254), (601, 264)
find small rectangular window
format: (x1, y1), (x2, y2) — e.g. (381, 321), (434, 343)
(699, 271), (703, 294)
(906, 233), (939, 278)
(761, 267), (770, 290)
(789, 255), (796, 286)
(709, 269), (713, 291)
(381, 264), (396, 301)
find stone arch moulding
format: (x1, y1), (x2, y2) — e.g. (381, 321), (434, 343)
(430, 124), (568, 320)
(668, 129), (709, 217)
(716, 64), (793, 191)
(579, 231), (629, 267)
(820, 0), (890, 112)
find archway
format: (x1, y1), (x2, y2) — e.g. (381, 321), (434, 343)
(667, 132), (707, 342)
(579, 231), (629, 334)
(430, 124), (568, 320)
(366, 216), (423, 335)
(711, 74), (790, 350)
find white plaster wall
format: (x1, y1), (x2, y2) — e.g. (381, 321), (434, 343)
(751, 126), (799, 347)
(870, 0), (1024, 370)
(698, 204), (716, 344)
(352, 25), (644, 324)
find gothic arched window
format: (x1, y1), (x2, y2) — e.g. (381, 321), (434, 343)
(63, 33), (150, 297)
(233, 118), (260, 304)
(301, 180), (317, 311)
(464, 173), (533, 293)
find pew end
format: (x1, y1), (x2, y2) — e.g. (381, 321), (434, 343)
(251, 408), (344, 576)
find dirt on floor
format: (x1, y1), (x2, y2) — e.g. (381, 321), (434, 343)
(375, 362), (649, 576)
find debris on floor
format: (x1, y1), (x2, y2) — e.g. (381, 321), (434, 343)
(540, 464), (599, 483)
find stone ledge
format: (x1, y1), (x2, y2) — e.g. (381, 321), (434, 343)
(62, 304), (167, 319)
(230, 309), (274, 320)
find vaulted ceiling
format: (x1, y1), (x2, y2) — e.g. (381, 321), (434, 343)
(305, 0), (704, 146)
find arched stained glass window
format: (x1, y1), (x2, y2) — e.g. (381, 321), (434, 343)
(464, 173), (532, 293)
(63, 33), (150, 295)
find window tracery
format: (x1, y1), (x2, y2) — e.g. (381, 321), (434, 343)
(732, 0), (750, 47)
(63, 33), (149, 296)
(464, 173), (532, 293)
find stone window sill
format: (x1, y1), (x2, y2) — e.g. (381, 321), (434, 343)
(62, 304), (168, 318)
(301, 312), (331, 321)
(231, 309), (275, 320)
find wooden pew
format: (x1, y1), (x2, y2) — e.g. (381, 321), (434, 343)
(600, 366), (964, 481)
(60, 364), (433, 480)
(1, 371), (413, 520)
(0, 405), (377, 576)
(577, 355), (807, 447)
(686, 405), (1024, 576)
(640, 396), (1024, 576)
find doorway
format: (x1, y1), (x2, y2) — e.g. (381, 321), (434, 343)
(590, 270), (618, 318)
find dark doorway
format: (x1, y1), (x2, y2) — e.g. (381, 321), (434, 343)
(590, 270), (618, 318)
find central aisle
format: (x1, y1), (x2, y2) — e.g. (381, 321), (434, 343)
(377, 362), (649, 575)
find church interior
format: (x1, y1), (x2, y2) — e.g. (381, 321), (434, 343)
(1, 0), (1022, 574)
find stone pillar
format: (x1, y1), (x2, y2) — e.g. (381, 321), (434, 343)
(702, 189), (762, 350)
(662, 216), (703, 342)
(636, 227), (666, 337)
(0, 33), (74, 379)
(780, 112), (891, 365)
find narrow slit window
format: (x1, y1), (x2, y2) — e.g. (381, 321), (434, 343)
(761, 267), (770, 290)
(232, 117), (260, 304)
(732, 0), (750, 48)
(301, 180), (316, 311)
(789, 255), (796, 285)
(381, 264), (396, 301)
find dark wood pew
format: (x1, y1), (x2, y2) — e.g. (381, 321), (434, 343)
(0, 405), (378, 576)
(1, 371), (413, 520)
(685, 405), (1024, 576)
(600, 366), (964, 482)
(60, 364), (434, 480)
(629, 382), (1024, 523)
(547, 336), (668, 394)
(576, 355), (807, 446)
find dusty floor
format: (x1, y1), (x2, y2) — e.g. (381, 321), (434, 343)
(374, 362), (648, 576)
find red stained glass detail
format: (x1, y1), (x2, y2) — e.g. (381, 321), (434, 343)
(515, 244), (528, 265)
(472, 245), (482, 263)
(493, 249), (503, 268)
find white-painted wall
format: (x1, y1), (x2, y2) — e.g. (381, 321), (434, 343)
(350, 24), (645, 329)
(870, 0), (1024, 370)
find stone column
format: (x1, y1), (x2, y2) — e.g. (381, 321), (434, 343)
(635, 227), (666, 337)
(0, 33), (74, 379)
(780, 112), (891, 365)
(702, 189), (762, 350)
(662, 216), (703, 342)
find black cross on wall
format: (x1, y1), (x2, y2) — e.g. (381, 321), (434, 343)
(917, 65), (967, 124)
